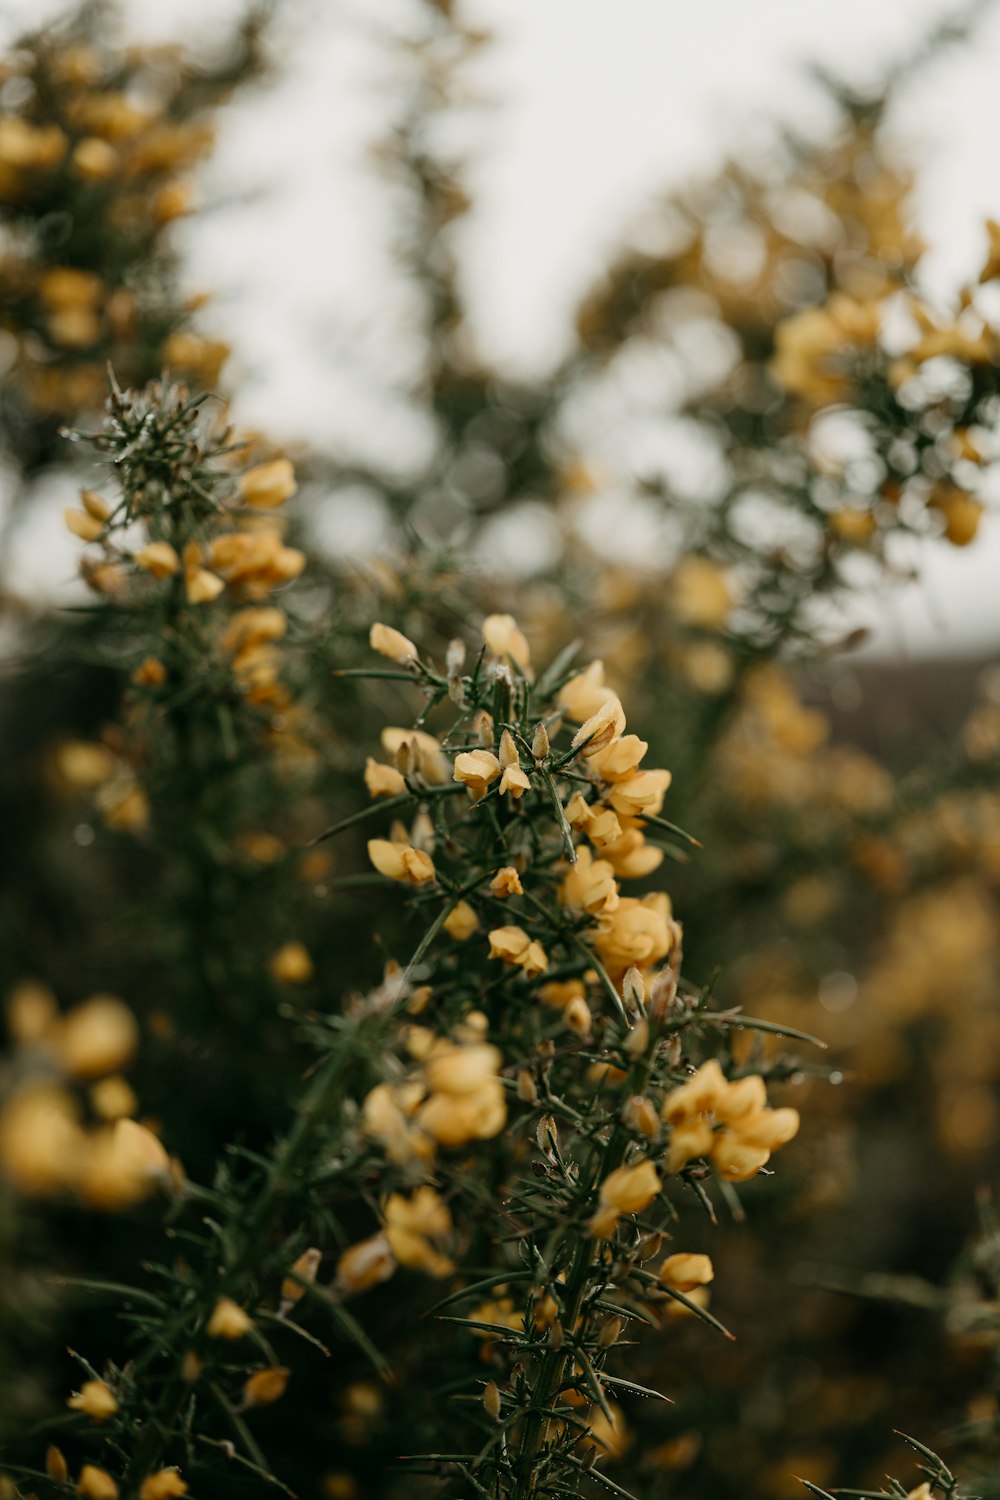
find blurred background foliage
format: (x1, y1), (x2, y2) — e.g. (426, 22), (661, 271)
(1, 1), (999, 1497)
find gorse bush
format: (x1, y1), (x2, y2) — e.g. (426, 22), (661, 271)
(1, 3), (999, 1499)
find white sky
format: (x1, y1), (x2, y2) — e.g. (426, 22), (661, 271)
(6, 0), (1000, 658)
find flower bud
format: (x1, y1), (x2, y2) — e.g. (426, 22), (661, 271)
(67, 1379), (118, 1423)
(369, 622), (418, 665)
(531, 722), (550, 762)
(243, 1367), (290, 1407)
(46, 1447), (69, 1483)
(206, 1297), (253, 1340)
(483, 1380), (501, 1422)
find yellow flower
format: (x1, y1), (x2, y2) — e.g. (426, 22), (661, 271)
(498, 729), (530, 798)
(444, 900), (479, 940)
(487, 926), (548, 976)
(135, 542), (181, 578)
(607, 768), (672, 822)
(930, 486), (983, 547)
(6, 979), (58, 1046)
(453, 748), (502, 800)
(382, 1186), (454, 1277)
(206, 1297), (253, 1340)
(65, 508), (104, 543)
(239, 459), (297, 509)
(367, 839), (435, 884)
(590, 1159), (661, 1238)
(482, 613), (531, 674)
(139, 1471), (188, 1500)
(560, 846), (620, 915)
(46, 1448), (69, 1483)
(661, 1061), (799, 1179)
(78, 1465), (120, 1500)
(132, 656), (168, 687)
(829, 508), (877, 545)
(381, 727), (449, 784)
(220, 606), (287, 654)
(668, 556), (733, 629)
(270, 942), (313, 984)
(0, 1085), (83, 1196)
(0, 116), (67, 171)
(334, 1233), (396, 1296)
(243, 1367), (290, 1407)
(658, 1253), (714, 1292)
(370, 622), (418, 663)
(558, 661), (617, 722)
(59, 995), (138, 1079)
(364, 758), (407, 798)
(89, 1076), (139, 1122)
(588, 735), (648, 782)
(67, 1379), (118, 1423)
(490, 865), (523, 897)
(77, 1120), (171, 1210)
(418, 1042), (507, 1146)
(598, 827), (663, 876)
(280, 1247), (322, 1311)
(592, 892), (673, 976)
(72, 136), (119, 180)
(571, 697), (626, 756)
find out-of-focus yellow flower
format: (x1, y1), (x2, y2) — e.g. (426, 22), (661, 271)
(370, 622), (418, 664)
(482, 613), (531, 674)
(418, 1041), (507, 1146)
(558, 660), (618, 722)
(0, 1085), (83, 1195)
(270, 942), (313, 984)
(453, 748), (501, 800)
(381, 726), (449, 784)
(138, 1470), (188, 1500)
(77, 1464), (119, 1500)
(6, 979), (58, 1046)
(65, 508), (105, 543)
(444, 900), (479, 940)
(668, 556), (734, 629)
(383, 1186), (453, 1277)
(368, 839), (435, 884)
(89, 1076), (139, 1122)
(829, 508), (877, 545)
(206, 1297), (253, 1340)
(59, 995), (138, 1079)
(135, 541), (181, 578)
(335, 1233), (395, 1297)
(590, 1159), (661, 1238)
(238, 458), (297, 509)
(52, 741), (116, 790)
(929, 485), (983, 547)
(132, 656), (168, 687)
(488, 925), (548, 976)
(0, 116), (68, 172)
(244, 1368), (290, 1407)
(68, 1379), (118, 1423)
(182, 540), (224, 605)
(78, 1119), (171, 1209)
(280, 1247), (322, 1313)
(220, 606), (286, 654)
(46, 1447), (69, 1483)
(72, 136), (119, 179)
